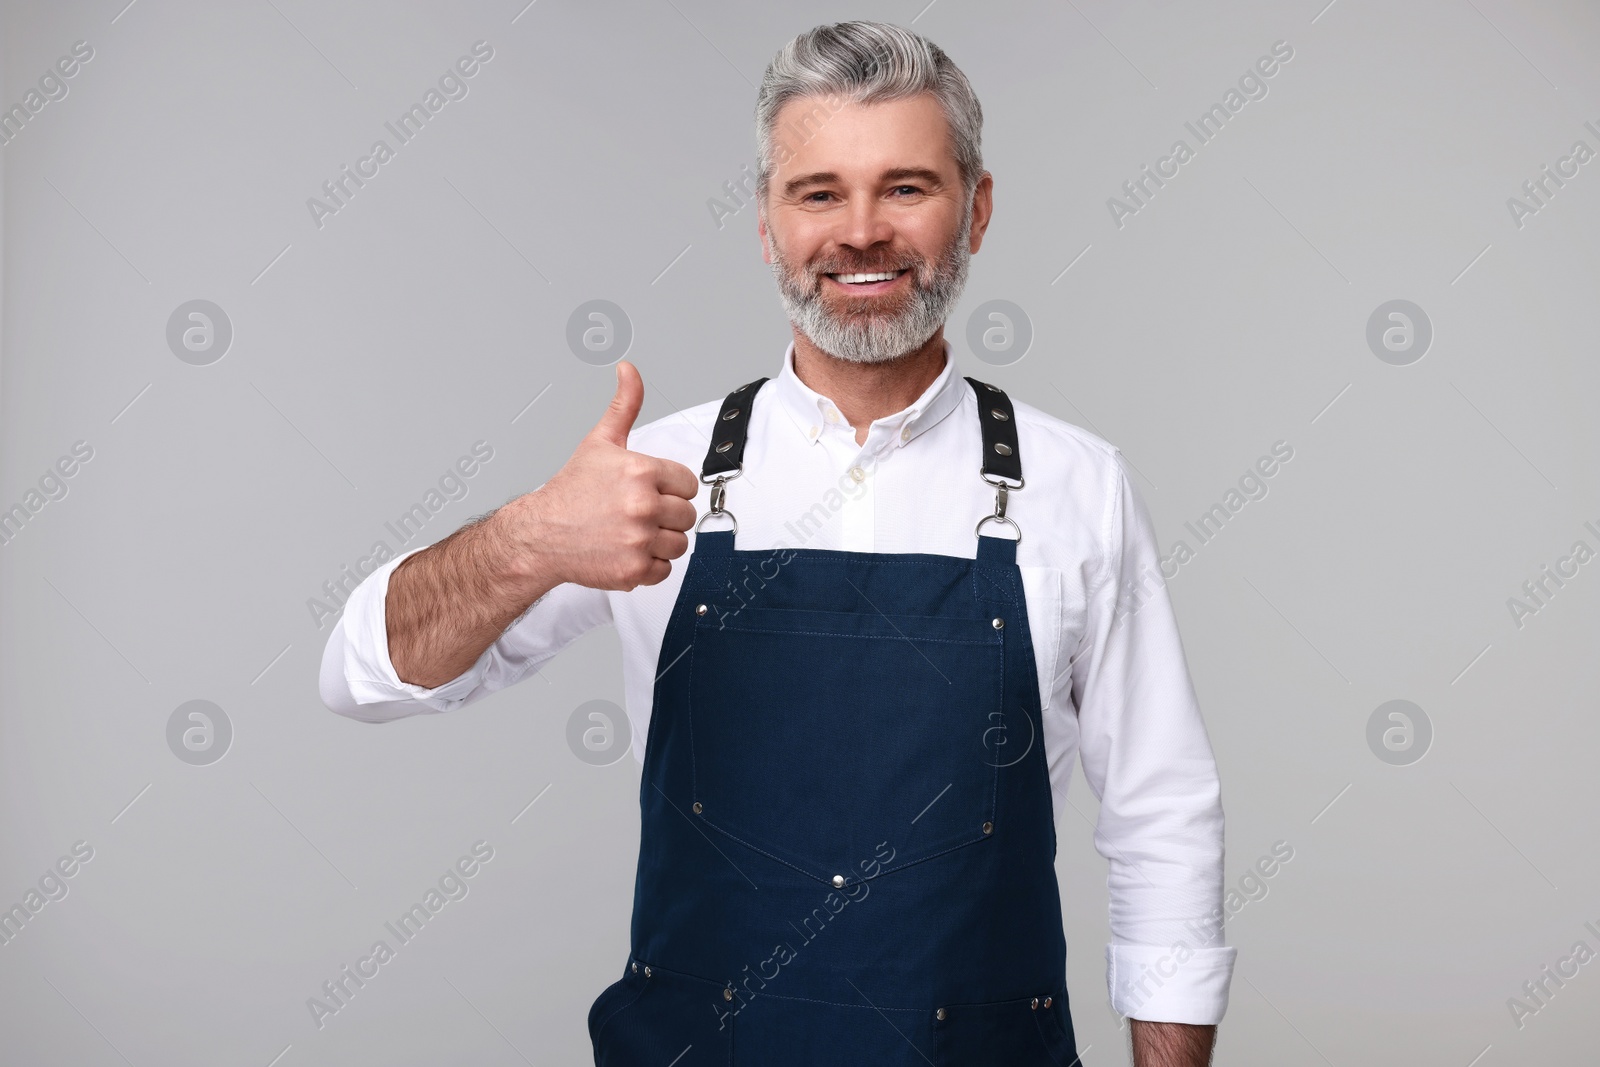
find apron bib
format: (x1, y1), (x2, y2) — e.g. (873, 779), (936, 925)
(589, 376), (1079, 1066)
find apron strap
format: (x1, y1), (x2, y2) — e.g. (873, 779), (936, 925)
(700, 374), (1025, 483)
(963, 376), (1023, 484)
(700, 377), (769, 480)
(696, 371), (1026, 539)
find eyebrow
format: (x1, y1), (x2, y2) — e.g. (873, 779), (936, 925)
(782, 167), (946, 198)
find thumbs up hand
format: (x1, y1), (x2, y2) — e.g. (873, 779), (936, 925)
(516, 361), (700, 592)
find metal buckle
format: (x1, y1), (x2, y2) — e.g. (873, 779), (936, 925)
(695, 472), (739, 533)
(975, 469), (1022, 543)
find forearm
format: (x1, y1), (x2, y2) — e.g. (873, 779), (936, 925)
(1130, 1019), (1215, 1067)
(386, 495), (560, 688)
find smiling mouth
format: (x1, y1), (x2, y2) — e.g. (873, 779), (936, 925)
(824, 269), (910, 290)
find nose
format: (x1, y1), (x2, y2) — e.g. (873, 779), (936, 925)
(836, 192), (895, 254)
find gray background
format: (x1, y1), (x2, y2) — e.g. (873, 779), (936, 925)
(2, 0), (1597, 1064)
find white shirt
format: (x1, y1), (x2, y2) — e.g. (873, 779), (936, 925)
(320, 338), (1236, 1025)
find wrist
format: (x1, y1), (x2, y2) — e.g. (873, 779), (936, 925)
(492, 490), (565, 598)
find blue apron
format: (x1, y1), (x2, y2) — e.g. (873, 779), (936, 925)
(588, 376), (1080, 1065)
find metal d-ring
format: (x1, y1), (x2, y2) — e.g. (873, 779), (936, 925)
(696, 466), (741, 534)
(975, 513), (1020, 543)
(976, 469), (1023, 543)
(696, 507), (739, 534)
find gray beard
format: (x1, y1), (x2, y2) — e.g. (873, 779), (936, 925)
(768, 202), (973, 365)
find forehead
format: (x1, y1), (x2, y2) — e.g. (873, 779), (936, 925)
(770, 92), (956, 180)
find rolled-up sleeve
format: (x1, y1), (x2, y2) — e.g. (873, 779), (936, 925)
(318, 544), (613, 723)
(1073, 449), (1235, 1025)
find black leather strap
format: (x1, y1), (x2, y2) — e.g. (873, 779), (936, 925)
(964, 376), (1022, 484)
(700, 377), (769, 479)
(699, 373), (1023, 485)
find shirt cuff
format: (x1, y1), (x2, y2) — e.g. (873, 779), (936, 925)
(341, 546), (492, 711)
(1106, 941), (1237, 1025)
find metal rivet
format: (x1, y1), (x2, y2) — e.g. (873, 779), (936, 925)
(631, 962), (638, 974)
(982, 821), (994, 834)
(936, 1007), (947, 1021)
(831, 874), (845, 888)
(643, 966), (652, 978)
(715, 440), (734, 453)
(990, 407), (1009, 421)
(695, 603), (708, 615)
(722, 408), (740, 420)
(723, 987), (734, 1001)
(692, 801), (703, 814)
(994, 442), (1013, 456)
(1031, 997), (1040, 1010)
(1043, 996), (1053, 1008)
(992, 617), (1004, 629)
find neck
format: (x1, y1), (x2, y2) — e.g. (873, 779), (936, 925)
(791, 329), (948, 447)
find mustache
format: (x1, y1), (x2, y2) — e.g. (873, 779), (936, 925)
(814, 261), (916, 275)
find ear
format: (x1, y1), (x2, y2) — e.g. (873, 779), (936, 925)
(758, 213), (773, 265)
(968, 172), (995, 254)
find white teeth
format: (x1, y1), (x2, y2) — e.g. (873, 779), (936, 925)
(831, 270), (904, 284)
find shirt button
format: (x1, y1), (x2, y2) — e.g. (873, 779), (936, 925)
(809, 425), (819, 438)
(824, 408), (839, 423)
(849, 466), (865, 483)
(900, 425), (911, 442)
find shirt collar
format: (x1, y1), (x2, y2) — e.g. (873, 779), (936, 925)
(771, 336), (966, 450)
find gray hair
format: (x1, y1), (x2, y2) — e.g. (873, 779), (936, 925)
(753, 21), (984, 217)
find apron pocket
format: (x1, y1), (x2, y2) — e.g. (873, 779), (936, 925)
(934, 991), (1079, 1066)
(591, 965), (733, 1066)
(688, 605), (1004, 884)
(588, 966), (647, 1048)
(731, 993), (933, 1065)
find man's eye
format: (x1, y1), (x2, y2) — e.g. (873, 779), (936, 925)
(891, 186), (921, 196)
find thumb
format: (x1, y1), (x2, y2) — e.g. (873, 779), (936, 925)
(589, 360), (644, 448)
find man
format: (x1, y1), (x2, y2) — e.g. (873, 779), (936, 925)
(321, 20), (1233, 1066)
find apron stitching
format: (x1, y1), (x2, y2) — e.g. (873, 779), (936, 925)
(685, 620), (700, 801)
(973, 562), (1017, 603)
(694, 816), (996, 882)
(993, 622), (1006, 818)
(699, 625), (996, 644)
(731, 989), (931, 1011)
